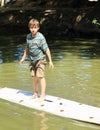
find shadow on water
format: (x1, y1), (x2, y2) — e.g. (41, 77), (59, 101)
(49, 38), (100, 62)
(0, 35), (100, 64)
(0, 35), (26, 63)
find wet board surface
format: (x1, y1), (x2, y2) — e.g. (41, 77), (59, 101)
(0, 87), (100, 125)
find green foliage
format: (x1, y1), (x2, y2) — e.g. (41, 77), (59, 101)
(92, 18), (100, 26)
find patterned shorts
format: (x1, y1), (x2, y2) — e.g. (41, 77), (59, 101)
(29, 58), (47, 77)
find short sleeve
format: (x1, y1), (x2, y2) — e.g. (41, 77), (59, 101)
(40, 37), (49, 52)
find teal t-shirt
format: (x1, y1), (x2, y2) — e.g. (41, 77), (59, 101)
(26, 32), (48, 61)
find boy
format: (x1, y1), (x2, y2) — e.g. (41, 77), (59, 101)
(20, 18), (54, 101)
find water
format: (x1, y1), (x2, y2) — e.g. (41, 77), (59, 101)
(0, 35), (100, 130)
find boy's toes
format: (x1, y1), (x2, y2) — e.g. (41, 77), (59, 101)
(30, 94), (38, 100)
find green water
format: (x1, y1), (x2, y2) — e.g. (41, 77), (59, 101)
(0, 35), (100, 130)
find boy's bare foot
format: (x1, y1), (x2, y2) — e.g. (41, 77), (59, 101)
(30, 93), (38, 99)
(38, 97), (45, 102)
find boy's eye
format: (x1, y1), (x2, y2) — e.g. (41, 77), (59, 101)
(30, 25), (38, 29)
(30, 27), (37, 29)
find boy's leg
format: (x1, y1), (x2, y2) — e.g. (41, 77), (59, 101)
(35, 59), (47, 101)
(39, 77), (46, 100)
(32, 76), (39, 98)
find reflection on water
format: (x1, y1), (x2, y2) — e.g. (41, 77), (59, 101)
(33, 112), (48, 130)
(0, 35), (100, 130)
(0, 35), (26, 63)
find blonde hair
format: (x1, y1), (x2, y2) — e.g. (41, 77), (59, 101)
(28, 18), (40, 28)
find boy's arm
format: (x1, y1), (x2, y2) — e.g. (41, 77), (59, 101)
(20, 48), (29, 64)
(45, 48), (54, 69)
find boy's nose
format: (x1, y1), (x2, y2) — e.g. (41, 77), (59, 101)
(32, 29), (34, 32)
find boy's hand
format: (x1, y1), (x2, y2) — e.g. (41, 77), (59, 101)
(20, 59), (24, 64)
(49, 61), (54, 69)
(19, 48), (28, 64)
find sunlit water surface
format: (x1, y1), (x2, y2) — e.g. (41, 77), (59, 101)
(0, 35), (100, 130)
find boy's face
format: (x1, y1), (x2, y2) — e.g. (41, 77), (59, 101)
(29, 25), (39, 36)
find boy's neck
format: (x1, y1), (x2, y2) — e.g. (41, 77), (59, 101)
(32, 32), (39, 37)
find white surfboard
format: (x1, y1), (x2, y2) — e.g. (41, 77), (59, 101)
(0, 87), (100, 125)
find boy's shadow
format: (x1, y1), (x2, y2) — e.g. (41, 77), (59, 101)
(17, 90), (33, 97)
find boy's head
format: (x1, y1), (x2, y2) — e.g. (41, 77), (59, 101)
(28, 18), (40, 28)
(28, 18), (40, 36)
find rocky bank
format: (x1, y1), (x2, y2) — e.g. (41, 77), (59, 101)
(0, 0), (100, 39)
